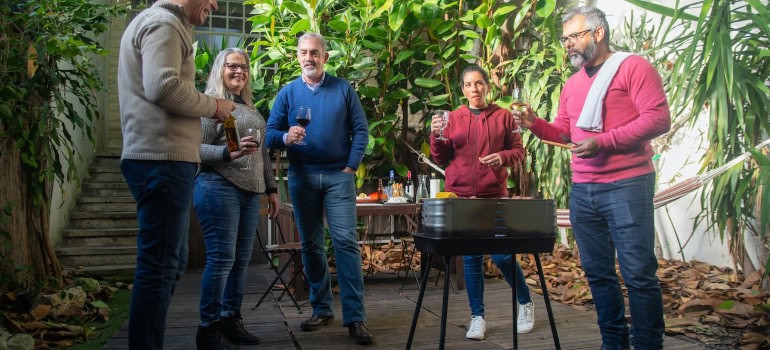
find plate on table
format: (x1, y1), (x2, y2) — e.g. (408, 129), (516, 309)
(384, 197), (410, 204)
(356, 198), (380, 204)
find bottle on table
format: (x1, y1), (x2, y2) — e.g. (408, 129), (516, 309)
(405, 170), (413, 201)
(377, 178), (384, 202)
(416, 174), (429, 203)
(386, 169), (395, 197)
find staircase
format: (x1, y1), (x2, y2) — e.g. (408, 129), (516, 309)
(56, 157), (138, 276)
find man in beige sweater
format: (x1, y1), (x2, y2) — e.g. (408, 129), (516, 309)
(117, 1), (233, 349)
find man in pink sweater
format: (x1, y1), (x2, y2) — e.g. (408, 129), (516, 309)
(513, 6), (670, 350)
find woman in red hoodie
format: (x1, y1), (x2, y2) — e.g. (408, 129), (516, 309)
(429, 65), (534, 340)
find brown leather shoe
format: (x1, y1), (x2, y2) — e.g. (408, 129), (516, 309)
(300, 315), (334, 331)
(348, 321), (374, 345)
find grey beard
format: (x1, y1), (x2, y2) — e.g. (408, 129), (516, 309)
(303, 66), (318, 78)
(570, 39), (597, 68)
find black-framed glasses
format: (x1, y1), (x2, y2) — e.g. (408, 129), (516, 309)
(558, 29), (593, 45)
(224, 63), (249, 72)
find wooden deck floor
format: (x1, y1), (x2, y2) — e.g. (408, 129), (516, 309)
(103, 265), (705, 349)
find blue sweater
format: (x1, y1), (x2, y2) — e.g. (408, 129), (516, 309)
(266, 74), (369, 174)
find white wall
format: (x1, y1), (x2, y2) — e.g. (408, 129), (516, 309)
(49, 0), (111, 247)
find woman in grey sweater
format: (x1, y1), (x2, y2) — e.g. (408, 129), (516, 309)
(193, 48), (279, 350)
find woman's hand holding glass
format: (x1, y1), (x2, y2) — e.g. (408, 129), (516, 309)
(430, 111), (449, 141)
(237, 128), (260, 170)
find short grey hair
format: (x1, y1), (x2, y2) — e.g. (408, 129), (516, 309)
(297, 32), (328, 54)
(204, 48), (254, 110)
(562, 6), (610, 43)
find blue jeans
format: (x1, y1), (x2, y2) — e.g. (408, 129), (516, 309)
(464, 254), (532, 317)
(193, 171), (259, 326)
(121, 159), (196, 350)
(570, 172), (663, 350)
(288, 171), (366, 326)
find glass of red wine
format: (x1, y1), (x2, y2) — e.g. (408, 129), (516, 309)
(295, 106), (311, 145)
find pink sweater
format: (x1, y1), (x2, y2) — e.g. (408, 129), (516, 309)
(529, 55), (671, 183)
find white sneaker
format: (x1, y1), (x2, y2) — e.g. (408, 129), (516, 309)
(517, 302), (535, 334)
(465, 315), (486, 340)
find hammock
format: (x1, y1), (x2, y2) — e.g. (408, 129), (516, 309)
(557, 138), (770, 227)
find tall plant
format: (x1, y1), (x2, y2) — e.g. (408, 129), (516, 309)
(0, 0), (124, 287)
(626, 0), (770, 276)
(246, 0), (570, 204)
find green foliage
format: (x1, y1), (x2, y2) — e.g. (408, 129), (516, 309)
(627, 0), (770, 267)
(0, 0), (125, 207)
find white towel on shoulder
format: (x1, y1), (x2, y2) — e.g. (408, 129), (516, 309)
(576, 52), (634, 132)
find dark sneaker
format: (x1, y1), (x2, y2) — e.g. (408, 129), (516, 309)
(348, 321), (374, 345)
(196, 321), (239, 350)
(221, 312), (261, 345)
(300, 314), (335, 331)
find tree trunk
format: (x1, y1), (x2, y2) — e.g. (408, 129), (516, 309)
(0, 122), (61, 288)
(0, 125), (33, 288)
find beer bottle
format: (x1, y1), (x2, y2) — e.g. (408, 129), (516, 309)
(224, 114), (241, 152)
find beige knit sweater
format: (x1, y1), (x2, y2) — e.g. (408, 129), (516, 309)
(118, 1), (217, 163)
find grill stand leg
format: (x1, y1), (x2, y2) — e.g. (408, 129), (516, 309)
(406, 253), (433, 350)
(535, 253), (561, 349)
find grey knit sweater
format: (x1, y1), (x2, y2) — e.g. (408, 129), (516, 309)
(118, 1), (217, 163)
(199, 104), (277, 194)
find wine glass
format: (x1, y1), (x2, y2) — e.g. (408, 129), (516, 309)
(511, 88), (529, 133)
(295, 106), (311, 145)
(435, 111), (449, 141)
(240, 128), (261, 170)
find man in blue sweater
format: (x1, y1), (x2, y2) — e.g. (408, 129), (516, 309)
(265, 32), (372, 345)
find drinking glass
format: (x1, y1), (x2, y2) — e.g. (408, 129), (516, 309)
(240, 128), (260, 170)
(295, 106), (311, 145)
(435, 111), (449, 141)
(511, 88), (529, 133)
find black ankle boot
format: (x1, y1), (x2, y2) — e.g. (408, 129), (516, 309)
(196, 321), (239, 350)
(221, 312), (261, 345)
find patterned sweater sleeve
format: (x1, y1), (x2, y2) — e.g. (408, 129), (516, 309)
(199, 117), (227, 165)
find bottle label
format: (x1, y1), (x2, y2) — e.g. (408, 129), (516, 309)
(224, 115), (241, 152)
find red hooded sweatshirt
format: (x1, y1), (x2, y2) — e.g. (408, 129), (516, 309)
(430, 104), (525, 198)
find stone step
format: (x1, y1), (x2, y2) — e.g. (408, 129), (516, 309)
(89, 160), (123, 173)
(92, 156), (121, 168)
(57, 246), (137, 266)
(76, 198), (136, 212)
(68, 211), (137, 229)
(62, 228), (137, 247)
(65, 264), (135, 277)
(87, 172), (127, 183)
(81, 183), (132, 197)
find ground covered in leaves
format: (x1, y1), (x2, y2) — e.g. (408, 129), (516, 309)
(365, 242), (770, 349)
(1, 273), (131, 349)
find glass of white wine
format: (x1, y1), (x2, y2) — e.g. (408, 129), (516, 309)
(435, 111), (449, 141)
(511, 88), (529, 133)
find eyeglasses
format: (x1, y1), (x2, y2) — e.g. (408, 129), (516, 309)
(558, 29), (593, 45)
(224, 63), (249, 72)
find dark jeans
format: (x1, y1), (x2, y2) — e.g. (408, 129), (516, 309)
(121, 159), (197, 350)
(194, 171), (259, 326)
(570, 172), (664, 350)
(288, 171), (366, 326)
